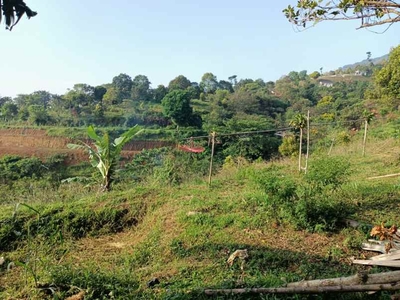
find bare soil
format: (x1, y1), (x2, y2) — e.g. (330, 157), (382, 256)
(0, 129), (172, 165)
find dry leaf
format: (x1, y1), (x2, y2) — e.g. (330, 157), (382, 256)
(227, 249), (248, 266)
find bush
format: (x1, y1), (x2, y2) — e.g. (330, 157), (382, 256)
(151, 148), (211, 185)
(278, 134), (298, 157)
(306, 156), (350, 188)
(251, 165), (296, 202)
(336, 131), (351, 144)
(0, 155), (43, 182)
(248, 162), (354, 232)
(290, 186), (355, 232)
(122, 147), (169, 182)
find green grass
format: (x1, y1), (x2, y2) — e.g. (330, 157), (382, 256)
(1, 136), (400, 299)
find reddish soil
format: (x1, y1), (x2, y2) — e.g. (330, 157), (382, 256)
(0, 129), (174, 165)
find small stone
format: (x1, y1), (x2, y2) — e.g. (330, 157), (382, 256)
(187, 211), (200, 216)
(0, 257), (4, 266)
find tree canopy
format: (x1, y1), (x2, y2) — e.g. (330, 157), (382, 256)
(283, 0), (400, 30)
(1, 0), (37, 30)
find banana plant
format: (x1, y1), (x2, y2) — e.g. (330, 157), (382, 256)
(68, 125), (142, 191)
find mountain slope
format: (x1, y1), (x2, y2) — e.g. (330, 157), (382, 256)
(340, 53), (389, 70)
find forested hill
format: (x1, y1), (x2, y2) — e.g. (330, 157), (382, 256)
(0, 46), (399, 162)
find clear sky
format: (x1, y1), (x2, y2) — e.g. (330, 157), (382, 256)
(1, 0), (399, 97)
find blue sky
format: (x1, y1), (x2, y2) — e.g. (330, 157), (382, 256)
(1, 0), (399, 97)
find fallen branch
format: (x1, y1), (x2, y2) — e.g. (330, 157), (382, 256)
(371, 250), (400, 261)
(367, 173), (400, 180)
(288, 271), (400, 288)
(352, 260), (400, 268)
(204, 283), (400, 295)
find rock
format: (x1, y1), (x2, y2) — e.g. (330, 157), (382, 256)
(187, 211), (200, 216)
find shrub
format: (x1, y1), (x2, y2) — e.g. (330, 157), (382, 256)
(290, 186), (355, 232)
(122, 147), (169, 182)
(152, 148), (210, 185)
(0, 155), (43, 182)
(305, 156), (350, 188)
(336, 131), (351, 144)
(252, 166), (296, 202)
(278, 134), (298, 157)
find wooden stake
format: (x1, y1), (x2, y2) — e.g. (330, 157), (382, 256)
(328, 138), (335, 156)
(362, 119), (368, 157)
(298, 127), (303, 172)
(304, 110), (310, 174)
(208, 132), (216, 187)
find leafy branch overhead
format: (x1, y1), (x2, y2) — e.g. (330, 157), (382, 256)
(1, 0), (37, 30)
(283, 0), (400, 30)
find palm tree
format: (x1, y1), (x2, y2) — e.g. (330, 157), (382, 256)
(68, 125), (142, 191)
(289, 113), (307, 171)
(1, 0), (37, 31)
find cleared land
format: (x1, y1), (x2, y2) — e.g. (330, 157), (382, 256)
(0, 129), (172, 164)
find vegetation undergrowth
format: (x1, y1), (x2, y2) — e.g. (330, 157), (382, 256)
(0, 137), (400, 299)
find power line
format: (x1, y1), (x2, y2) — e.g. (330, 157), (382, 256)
(182, 116), (387, 141)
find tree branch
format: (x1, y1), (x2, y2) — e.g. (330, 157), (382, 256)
(204, 282), (400, 295)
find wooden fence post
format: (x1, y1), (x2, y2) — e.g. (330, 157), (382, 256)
(208, 132), (216, 187)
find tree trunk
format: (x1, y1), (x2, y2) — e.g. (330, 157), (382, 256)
(103, 172), (111, 192)
(204, 282), (400, 295)
(298, 128), (303, 171)
(288, 271), (400, 288)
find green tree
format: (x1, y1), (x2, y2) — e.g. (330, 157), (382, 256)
(284, 1), (400, 30)
(29, 90), (53, 109)
(218, 80), (234, 93)
(152, 85), (168, 103)
(222, 114), (280, 160)
(1, 0), (37, 30)
(289, 113), (307, 171)
(161, 90), (200, 127)
(374, 45), (400, 109)
(168, 75), (192, 91)
(94, 86), (107, 102)
(103, 87), (119, 106)
(200, 72), (219, 94)
(112, 73), (133, 103)
(28, 104), (49, 125)
(1, 102), (18, 121)
(310, 71), (321, 79)
(67, 125), (142, 191)
(131, 75), (151, 101)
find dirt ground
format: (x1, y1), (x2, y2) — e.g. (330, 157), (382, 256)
(0, 129), (171, 165)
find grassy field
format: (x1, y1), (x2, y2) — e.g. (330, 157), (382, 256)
(0, 131), (400, 299)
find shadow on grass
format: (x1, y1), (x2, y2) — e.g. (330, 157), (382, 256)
(24, 242), (393, 300)
(155, 243), (389, 300)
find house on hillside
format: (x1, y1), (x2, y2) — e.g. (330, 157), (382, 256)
(355, 70), (367, 76)
(318, 79), (334, 87)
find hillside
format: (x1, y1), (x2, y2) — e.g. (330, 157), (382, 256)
(1, 121), (400, 299)
(340, 53), (389, 71)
